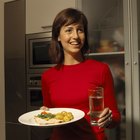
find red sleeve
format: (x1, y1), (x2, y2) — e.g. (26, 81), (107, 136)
(103, 64), (121, 128)
(41, 72), (53, 108)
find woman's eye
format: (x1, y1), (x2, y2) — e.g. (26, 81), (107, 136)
(65, 29), (72, 33)
(78, 28), (84, 33)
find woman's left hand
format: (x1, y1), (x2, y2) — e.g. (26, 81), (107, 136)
(97, 107), (112, 128)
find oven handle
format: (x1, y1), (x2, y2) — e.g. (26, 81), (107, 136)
(27, 87), (42, 90)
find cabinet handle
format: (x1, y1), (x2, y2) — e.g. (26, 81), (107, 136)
(41, 25), (52, 30)
(133, 61), (137, 65)
(125, 62), (129, 65)
(41, 26), (48, 29)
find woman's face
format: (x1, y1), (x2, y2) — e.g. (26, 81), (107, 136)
(58, 23), (85, 56)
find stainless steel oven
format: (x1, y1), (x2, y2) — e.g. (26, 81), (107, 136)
(26, 31), (54, 139)
(26, 31), (55, 74)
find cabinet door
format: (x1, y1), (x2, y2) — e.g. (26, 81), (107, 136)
(26, 0), (80, 34)
(4, 0), (28, 140)
(132, 0), (140, 139)
(82, 0), (128, 139)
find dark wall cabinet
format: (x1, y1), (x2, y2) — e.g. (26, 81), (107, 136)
(4, 0), (28, 140)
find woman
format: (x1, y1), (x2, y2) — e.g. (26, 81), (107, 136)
(41, 8), (121, 140)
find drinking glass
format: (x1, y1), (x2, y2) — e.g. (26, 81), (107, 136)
(88, 86), (104, 126)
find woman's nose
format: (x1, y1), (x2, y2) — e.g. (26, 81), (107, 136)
(72, 30), (79, 38)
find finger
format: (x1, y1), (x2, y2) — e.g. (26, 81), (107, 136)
(98, 116), (112, 128)
(99, 108), (110, 118)
(98, 110), (112, 124)
(98, 111), (112, 128)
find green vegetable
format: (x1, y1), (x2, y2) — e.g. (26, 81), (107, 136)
(37, 113), (55, 119)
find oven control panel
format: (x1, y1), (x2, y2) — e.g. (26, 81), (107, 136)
(27, 74), (41, 87)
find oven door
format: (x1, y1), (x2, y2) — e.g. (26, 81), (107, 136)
(26, 32), (55, 74)
(27, 87), (43, 111)
(29, 38), (52, 67)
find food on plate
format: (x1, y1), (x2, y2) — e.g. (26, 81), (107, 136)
(34, 111), (74, 125)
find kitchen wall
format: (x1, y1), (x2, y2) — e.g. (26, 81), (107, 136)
(0, 0), (5, 140)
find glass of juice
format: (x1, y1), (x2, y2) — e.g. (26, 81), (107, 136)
(88, 86), (104, 126)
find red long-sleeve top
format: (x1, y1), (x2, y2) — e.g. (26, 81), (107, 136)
(41, 59), (121, 140)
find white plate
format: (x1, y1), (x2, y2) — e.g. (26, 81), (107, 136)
(18, 108), (85, 127)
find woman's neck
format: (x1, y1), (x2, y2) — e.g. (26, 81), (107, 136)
(63, 53), (84, 65)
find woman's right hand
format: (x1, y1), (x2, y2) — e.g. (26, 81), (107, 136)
(40, 106), (49, 111)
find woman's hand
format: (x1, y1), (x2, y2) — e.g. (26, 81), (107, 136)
(97, 107), (112, 128)
(40, 106), (49, 111)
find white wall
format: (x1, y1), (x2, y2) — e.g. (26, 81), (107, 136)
(0, 0), (5, 140)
